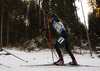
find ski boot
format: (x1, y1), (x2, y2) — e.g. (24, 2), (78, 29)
(69, 60), (77, 65)
(54, 58), (64, 65)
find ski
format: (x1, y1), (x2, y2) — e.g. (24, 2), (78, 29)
(20, 63), (71, 67)
(78, 64), (100, 68)
(20, 63), (100, 68)
(0, 63), (11, 68)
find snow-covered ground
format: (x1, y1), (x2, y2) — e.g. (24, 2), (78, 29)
(0, 48), (100, 71)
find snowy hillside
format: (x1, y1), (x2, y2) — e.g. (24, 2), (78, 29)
(0, 48), (100, 71)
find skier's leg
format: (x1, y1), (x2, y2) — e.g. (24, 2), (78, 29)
(61, 31), (75, 60)
(54, 42), (63, 59)
(64, 40), (77, 65)
(54, 37), (65, 65)
(64, 40), (75, 60)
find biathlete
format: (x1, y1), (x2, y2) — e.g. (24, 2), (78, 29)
(40, 12), (77, 65)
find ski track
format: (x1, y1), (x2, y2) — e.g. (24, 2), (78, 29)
(0, 49), (100, 71)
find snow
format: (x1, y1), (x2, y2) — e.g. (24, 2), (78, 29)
(0, 48), (100, 71)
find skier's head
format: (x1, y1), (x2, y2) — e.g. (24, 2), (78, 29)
(48, 14), (53, 23)
(48, 14), (52, 19)
(48, 17), (53, 23)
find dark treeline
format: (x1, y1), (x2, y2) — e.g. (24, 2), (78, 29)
(0, 0), (99, 49)
(88, 0), (100, 49)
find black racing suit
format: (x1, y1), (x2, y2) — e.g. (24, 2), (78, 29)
(44, 13), (76, 61)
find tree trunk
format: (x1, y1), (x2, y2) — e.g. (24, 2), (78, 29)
(43, 9), (46, 34)
(7, 12), (9, 46)
(63, 0), (66, 9)
(39, 0), (41, 33)
(1, 1), (4, 47)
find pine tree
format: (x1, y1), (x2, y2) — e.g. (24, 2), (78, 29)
(88, 0), (100, 48)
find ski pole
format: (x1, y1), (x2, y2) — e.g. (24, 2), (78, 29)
(41, 29), (58, 59)
(47, 16), (54, 63)
(48, 26), (54, 63)
(41, 29), (51, 46)
(0, 63), (11, 68)
(41, 29), (56, 62)
(2, 49), (28, 63)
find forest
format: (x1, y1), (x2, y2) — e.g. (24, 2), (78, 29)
(0, 0), (100, 51)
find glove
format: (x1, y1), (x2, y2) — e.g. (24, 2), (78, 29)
(0, 48), (3, 51)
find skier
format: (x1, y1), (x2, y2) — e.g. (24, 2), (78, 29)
(40, 12), (77, 65)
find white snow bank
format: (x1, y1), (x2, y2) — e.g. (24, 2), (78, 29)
(0, 49), (100, 71)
